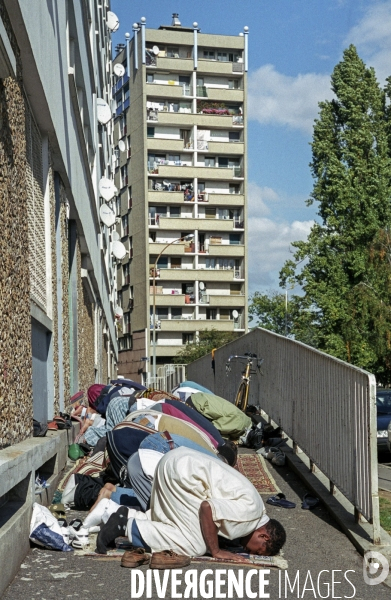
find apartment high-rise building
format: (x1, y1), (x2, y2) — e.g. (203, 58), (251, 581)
(113, 15), (248, 384)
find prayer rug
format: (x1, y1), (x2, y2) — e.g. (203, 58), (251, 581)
(236, 453), (280, 495)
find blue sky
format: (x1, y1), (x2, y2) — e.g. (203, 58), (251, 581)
(111, 0), (391, 294)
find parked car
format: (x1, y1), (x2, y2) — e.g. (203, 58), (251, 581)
(376, 390), (391, 452)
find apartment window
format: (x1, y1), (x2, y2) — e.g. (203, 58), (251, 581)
(229, 184), (240, 194)
(119, 335), (132, 351)
(182, 333), (194, 344)
(129, 286), (134, 309)
(171, 308), (182, 319)
(117, 290), (123, 307)
(156, 308), (169, 320)
(217, 52), (228, 62)
(157, 256), (168, 269)
(169, 154), (180, 164)
(123, 263), (130, 285)
(205, 207), (216, 219)
(230, 284), (241, 296)
(229, 233), (241, 245)
(205, 156), (215, 167)
(147, 127), (155, 138)
(146, 73), (154, 83)
(129, 236), (133, 259)
(203, 50), (215, 60)
(128, 187), (132, 209)
(171, 257), (182, 269)
(206, 258), (217, 269)
(218, 157), (229, 168)
(121, 164), (128, 188)
(170, 206), (181, 218)
(228, 79), (240, 90)
(123, 312), (130, 333)
(179, 75), (190, 85)
(229, 131), (240, 142)
(229, 52), (240, 62)
(123, 83), (130, 102)
(206, 309), (217, 320)
(121, 215), (129, 237)
(167, 47), (179, 58)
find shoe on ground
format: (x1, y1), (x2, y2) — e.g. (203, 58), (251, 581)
(121, 547), (151, 568)
(271, 451), (286, 466)
(68, 518), (89, 549)
(150, 550), (191, 570)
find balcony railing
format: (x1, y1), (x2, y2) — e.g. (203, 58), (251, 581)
(233, 166), (243, 177)
(233, 217), (244, 228)
(148, 216), (160, 226)
(147, 109), (159, 121)
(232, 115), (244, 125)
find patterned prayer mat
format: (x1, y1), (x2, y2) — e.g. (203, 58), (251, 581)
(236, 453), (281, 495)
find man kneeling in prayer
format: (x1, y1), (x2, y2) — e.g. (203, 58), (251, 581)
(96, 447), (286, 566)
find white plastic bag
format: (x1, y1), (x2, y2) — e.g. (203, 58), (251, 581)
(30, 503), (72, 551)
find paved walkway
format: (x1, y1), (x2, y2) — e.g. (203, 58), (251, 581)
(4, 453), (390, 599)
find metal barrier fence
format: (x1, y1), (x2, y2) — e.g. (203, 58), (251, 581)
(150, 364), (186, 392)
(187, 327), (380, 543)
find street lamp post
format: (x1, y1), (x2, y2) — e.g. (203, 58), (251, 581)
(151, 233), (194, 387)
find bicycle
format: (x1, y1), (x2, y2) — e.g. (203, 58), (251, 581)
(226, 353), (264, 412)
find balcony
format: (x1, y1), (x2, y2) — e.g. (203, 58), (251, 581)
(203, 88), (244, 103)
(148, 190), (185, 204)
(207, 244), (245, 257)
(150, 111), (239, 129)
(208, 295), (246, 307)
(154, 216), (242, 232)
(147, 138), (194, 153)
(146, 83), (186, 100)
(197, 60), (243, 76)
(149, 165), (243, 180)
(155, 56), (194, 72)
(159, 319), (235, 332)
(150, 268), (240, 282)
(207, 141), (244, 155)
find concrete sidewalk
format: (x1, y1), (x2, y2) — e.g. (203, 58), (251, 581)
(3, 452), (390, 600)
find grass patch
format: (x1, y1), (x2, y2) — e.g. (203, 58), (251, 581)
(379, 495), (391, 534)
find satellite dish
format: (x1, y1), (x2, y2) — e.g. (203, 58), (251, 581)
(114, 305), (124, 319)
(100, 204), (116, 228)
(112, 240), (127, 260)
(99, 177), (116, 201)
(112, 231), (120, 241)
(106, 11), (120, 32)
(199, 282), (205, 291)
(114, 63), (125, 77)
(152, 45), (160, 56)
(97, 98), (112, 125)
(118, 140), (126, 152)
(232, 310), (239, 320)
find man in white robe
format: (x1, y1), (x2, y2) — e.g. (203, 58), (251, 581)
(97, 447), (286, 562)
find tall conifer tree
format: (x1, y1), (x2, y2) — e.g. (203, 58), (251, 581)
(280, 45), (391, 381)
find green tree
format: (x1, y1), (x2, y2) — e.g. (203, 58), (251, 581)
(248, 290), (293, 335)
(280, 45), (391, 382)
(173, 329), (242, 365)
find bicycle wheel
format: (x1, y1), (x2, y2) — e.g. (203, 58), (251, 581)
(235, 381), (249, 412)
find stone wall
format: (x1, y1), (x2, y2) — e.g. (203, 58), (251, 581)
(77, 238), (95, 392)
(49, 161), (60, 414)
(60, 184), (70, 401)
(0, 1), (32, 448)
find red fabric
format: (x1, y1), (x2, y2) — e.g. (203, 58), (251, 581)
(160, 404), (218, 446)
(87, 384), (105, 409)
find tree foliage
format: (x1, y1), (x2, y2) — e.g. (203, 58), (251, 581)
(279, 45), (391, 383)
(173, 329), (242, 365)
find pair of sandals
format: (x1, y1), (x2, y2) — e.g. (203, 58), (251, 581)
(266, 492), (320, 510)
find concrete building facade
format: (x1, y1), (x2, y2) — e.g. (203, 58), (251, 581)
(113, 15), (248, 384)
(0, 0), (117, 451)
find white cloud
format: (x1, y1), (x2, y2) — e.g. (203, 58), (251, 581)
(247, 216), (314, 293)
(248, 64), (332, 134)
(247, 182), (279, 218)
(345, 1), (391, 84)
